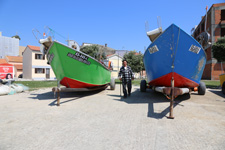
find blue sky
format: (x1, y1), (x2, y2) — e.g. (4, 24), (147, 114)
(0, 0), (224, 53)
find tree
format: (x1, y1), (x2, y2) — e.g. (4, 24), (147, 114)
(123, 50), (144, 73)
(80, 45), (106, 60)
(12, 35), (21, 40)
(212, 37), (225, 62)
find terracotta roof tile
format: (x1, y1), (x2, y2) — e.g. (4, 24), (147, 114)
(0, 63), (13, 66)
(107, 54), (113, 57)
(14, 64), (23, 70)
(221, 20), (225, 24)
(28, 45), (40, 51)
(6, 56), (23, 63)
(0, 59), (7, 64)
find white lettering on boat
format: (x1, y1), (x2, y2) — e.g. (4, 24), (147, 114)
(67, 52), (91, 65)
(47, 53), (54, 65)
(148, 45), (159, 54)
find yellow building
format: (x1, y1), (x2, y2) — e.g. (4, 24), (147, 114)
(23, 45), (55, 80)
(107, 54), (123, 78)
(19, 46), (26, 57)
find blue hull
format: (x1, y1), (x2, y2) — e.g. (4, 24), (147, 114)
(144, 24), (206, 88)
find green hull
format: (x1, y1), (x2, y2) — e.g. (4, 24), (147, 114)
(47, 41), (111, 88)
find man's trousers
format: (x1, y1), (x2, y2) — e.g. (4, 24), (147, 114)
(122, 80), (132, 97)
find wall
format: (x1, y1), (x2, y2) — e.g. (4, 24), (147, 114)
(193, 3), (225, 80)
(17, 69), (23, 77)
(23, 47), (32, 79)
(19, 46), (26, 57)
(0, 36), (19, 58)
(108, 55), (123, 78)
(202, 64), (211, 79)
(31, 52), (55, 80)
(211, 62), (225, 80)
(211, 5), (225, 80)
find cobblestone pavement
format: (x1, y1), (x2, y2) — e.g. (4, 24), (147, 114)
(0, 85), (225, 150)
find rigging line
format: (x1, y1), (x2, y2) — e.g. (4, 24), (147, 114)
(32, 29), (42, 41)
(48, 27), (67, 40)
(171, 27), (181, 74)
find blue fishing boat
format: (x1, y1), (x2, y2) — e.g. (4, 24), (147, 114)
(142, 24), (206, 91)
(141, 23), (207, 119)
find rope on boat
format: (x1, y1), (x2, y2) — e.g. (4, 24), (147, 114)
(171, 27), (181, 75)
(170, 27), (181, 86)
(32, 29), (43, 41)
(168, 27), (181, 119)
(45, 26), (67, 41)
(32, 26), (68, 43)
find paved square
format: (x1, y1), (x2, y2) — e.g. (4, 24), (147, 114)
(0, 85), (225, 150)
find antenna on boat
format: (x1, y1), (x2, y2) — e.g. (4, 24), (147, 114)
(204, 6), (208, 32)
(145, 21), (149, 33)
(146, 17), (163, 42)
(67, 33), (69, 43)
(44, 26), (51, 38)
(157, 16), (162, 29)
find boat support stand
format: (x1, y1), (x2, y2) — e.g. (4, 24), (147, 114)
(152, 79), (191, 119)
(168, 78), (175, 119)
(52, 84), (108, 106)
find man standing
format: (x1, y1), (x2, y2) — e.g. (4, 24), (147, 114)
(118, 60), (134, 98)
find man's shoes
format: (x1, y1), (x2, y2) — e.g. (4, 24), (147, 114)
(124, 95), (127, 98)
(128, 93), (131, 96)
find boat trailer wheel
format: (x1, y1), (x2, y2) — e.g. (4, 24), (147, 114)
(140, 80), (147, 92)
(222, 82), (225, 95)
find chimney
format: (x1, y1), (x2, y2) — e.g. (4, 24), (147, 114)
(105, 43), (107, 47)
(0, 32), (2, 36)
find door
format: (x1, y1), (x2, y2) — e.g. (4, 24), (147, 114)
(46, 68), (50, 79)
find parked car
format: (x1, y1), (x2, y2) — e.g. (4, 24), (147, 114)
(18, 74), (23, 78)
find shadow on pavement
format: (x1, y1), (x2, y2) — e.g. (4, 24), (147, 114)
(29, 89), (104, 106)
(108, 88), (190, 119)
(208, 89), (225, 99)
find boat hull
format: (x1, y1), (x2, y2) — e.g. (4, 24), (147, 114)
(47, 42), (111, 88)
(144, 24), (206, 88)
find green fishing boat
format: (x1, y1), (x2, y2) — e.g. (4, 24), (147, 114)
(39, 37), (114, 90)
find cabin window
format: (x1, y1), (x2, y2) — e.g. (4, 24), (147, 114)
(201, 22), (204, 32)
(221, 28), (225, 37)
(221, 9), (225, 21)
(35, 54), (45, 60)
(35, 68), (45, 74)
(198, 28), (200, 34)
(194, 32), (197, 39)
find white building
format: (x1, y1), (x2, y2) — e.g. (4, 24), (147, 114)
(0, 32), (19, 58)
(23, 45), (55, 80)
(107, 54), (123, 78)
